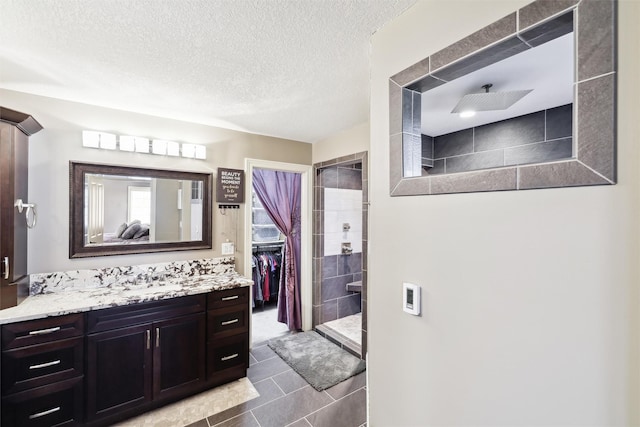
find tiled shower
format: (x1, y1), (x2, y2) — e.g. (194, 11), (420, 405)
(313, 152), (368, 357)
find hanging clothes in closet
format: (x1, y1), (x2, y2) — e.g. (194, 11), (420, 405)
(251, 248), (282, 307)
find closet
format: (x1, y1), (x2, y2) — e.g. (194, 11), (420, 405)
(251, 191), (283, 307)
(0, 108), (43, 309)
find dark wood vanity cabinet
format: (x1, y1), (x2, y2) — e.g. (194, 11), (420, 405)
(85, 295), (206, 425)
(0, 287), (249, 426)
(1, 313), (85, 427)
(206, 287), (250, 385)
(0, 108), (43, 309)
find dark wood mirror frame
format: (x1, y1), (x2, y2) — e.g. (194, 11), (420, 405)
(70, 162), (212, 258)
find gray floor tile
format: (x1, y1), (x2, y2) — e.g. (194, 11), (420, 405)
(287, 418), (313, 427)
(207, 378), (284, 425)
(213, 412), (260, 427)
(251, 344), (277, 362)
(247, 354), (291, 382)
(325, 372), (366, 400)
(305, 389), (367, 427)
(249, 352), (258, 365)
(252, 386), (333, 427)
(185, 420), (209, 427)
(273, 369), (310, 394)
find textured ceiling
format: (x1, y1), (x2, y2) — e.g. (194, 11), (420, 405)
(0, 0), (415, 143)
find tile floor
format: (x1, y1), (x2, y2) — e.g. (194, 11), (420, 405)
(186, 341), (367, 427)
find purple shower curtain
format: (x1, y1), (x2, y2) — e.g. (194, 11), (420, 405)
(252, 169), (302, 331)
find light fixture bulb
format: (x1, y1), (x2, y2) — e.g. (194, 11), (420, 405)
(459, 111), (476, 118)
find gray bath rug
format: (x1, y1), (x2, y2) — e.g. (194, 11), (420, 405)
(268, 331), (366, 391)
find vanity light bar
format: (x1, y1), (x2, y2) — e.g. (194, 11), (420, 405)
(82, 131), (206, 160)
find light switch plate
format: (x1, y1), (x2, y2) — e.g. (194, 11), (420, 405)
(221, 242), (235, 255)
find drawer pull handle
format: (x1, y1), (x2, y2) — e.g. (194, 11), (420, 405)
(221, 353), (239, 361)
(156, 328), (160, 348)
(221, 295), (239, 301)
(29, 406), (61, 419)
(221, 318), (239, 326)
(29, 359), (61, 370)
(146, 330), (151, 350)
(28, 326), (61, 336)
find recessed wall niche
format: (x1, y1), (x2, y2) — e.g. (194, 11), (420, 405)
(389, 0), (617, 196)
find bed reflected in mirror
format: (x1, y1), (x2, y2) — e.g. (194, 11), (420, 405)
(70, 162), (212, 258)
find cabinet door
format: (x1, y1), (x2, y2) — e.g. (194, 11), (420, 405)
(0, 123), (28, 308)
(153, 313), (205, 401)
(86, 324), (152, 422)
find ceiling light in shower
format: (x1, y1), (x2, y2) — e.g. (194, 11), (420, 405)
(451, 84), (533, 116)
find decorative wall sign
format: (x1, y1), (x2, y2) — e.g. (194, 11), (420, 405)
(216, 168), (245, 204)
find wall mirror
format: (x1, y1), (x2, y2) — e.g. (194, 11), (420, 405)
(70, 162), (212, 258)
(389, 0), (616, 196)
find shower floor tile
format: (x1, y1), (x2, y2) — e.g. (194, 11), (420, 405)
(322, 313), (362, 344)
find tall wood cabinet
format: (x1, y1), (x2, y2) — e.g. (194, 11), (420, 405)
(0, 107), (43, 309)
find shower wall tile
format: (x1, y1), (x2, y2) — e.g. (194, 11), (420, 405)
(577, 0), (616, 82)
(322, 255), (338, 279)
(425, 159), (445, 175)
(321, 300), (337, 323)
(431, 36), (529, 82)
(402, 89), (414, 134)
(577, 73), (616, 182)
(434, 128), (473, 158)
(431, 167), (517, 194)
(504, 137), (572, 166)
(389, 81), (403, 135)
(338, 294), (362, 318)
(319, 166), (338, 188)
(519, 0), (579, 30)
(474, 111), (545, 151)
(519, 10), (573, 47)
(338, 253), (362, 276)
(546, 104), (573, 140)
(518, 160), (610, 189)
(406, 75), (446, 93)
(445, 150), (503, 174)
(322, 275), (352, 302)
(390, 57), (430, 87)
(337, 167), (362, 190)
(390, 133), (403, 191)
(422, 134), (434, 159)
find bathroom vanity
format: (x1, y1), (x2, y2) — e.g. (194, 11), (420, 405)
(0, 262), (252, 427)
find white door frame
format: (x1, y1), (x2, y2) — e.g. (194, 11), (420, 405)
(244, 159), (313, 339)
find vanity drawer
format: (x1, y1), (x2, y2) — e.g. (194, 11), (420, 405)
(87, 294), (206, 333)
(1, 376), (83, 427)
(2, 314), (85, 350)
(207, 305), (248, 340)
(207, 287), (248, 310)
(207, 334), (249, 376)
(2, 337), (84, 395)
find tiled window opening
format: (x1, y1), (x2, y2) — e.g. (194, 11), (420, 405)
(422, 103), (573, 175)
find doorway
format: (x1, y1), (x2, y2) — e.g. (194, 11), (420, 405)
(312, 152), (368, 358)
(244, 159), (313, 347)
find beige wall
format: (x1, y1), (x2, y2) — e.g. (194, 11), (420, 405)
(0, 89), (311, 274)
(312, 121), (369, 164)
(369, 1), (639, 426)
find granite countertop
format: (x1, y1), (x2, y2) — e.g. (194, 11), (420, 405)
(0, 272), (253, 325)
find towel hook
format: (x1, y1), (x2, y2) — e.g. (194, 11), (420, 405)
(14, 199), (37, 229)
